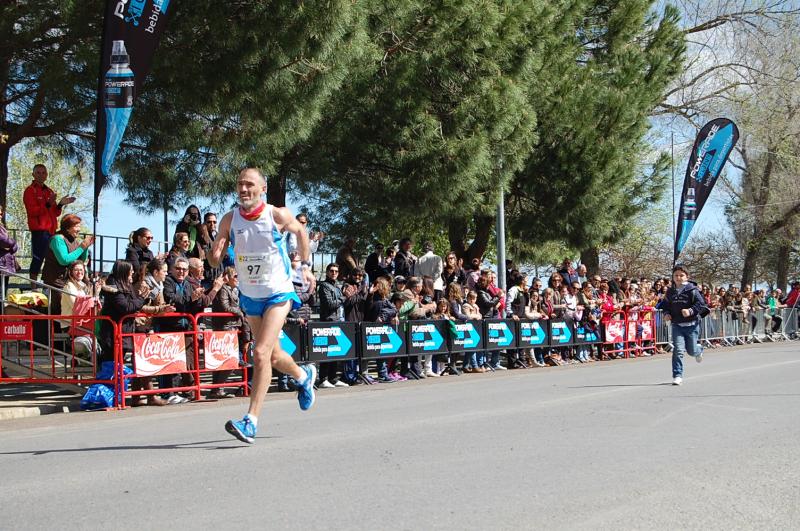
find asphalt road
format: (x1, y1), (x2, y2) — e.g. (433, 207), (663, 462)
(1, 342), (799, 530)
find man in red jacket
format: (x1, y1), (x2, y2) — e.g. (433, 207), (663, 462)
(23, 164), (75, 281)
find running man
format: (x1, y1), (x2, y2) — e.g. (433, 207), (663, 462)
(661, 264), (706, 386)
(208, 167), (316, 444)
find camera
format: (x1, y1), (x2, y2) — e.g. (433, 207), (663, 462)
(189, 213), (199, 221)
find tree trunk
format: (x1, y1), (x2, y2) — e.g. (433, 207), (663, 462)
(775, 241), (790, 293)
(447, 218), (469, 260)
(267, 172), (286, 207)
(740, 241), (760, 289)
(466, 215), (494, 263)
(580, 247), (600, 275)
(447, 215), (494, 263)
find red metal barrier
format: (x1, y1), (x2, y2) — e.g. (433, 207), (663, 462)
(627, 307), (657, 356)
(194, 312), (250, 397)
(0, 313), (119, 401)
(602, 310), (628, 358)
(118, 312), (201, 408)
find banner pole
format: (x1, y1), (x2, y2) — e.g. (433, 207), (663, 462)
(671, 131), (676, 262)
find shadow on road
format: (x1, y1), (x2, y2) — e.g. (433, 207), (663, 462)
(0, 438), (279, 455)
(569, 383), (673, 388)
(674, 394), (800, 398)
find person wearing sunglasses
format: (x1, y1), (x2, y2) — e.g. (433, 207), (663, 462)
(125, 227), (166, 276)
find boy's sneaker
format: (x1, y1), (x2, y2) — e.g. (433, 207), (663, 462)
(672, 376), (683, 386)
(297, 364), (317, 411)
(695, 353), (703, 363)
(225, 417), (256, 444)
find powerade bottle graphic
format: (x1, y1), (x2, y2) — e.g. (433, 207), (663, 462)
(683, 187), (697, 221)
(101, 40), (135, 175)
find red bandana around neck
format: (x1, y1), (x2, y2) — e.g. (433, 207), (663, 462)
(239, 201), (266, 221)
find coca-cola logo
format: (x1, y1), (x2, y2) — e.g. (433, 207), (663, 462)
(204, 331), (239, 371)
(137, 333), (185, 364)
(133, 333), (188, 376)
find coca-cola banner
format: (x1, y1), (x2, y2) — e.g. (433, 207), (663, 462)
(95, 0), (176, 220)
(133, 332), (187, 376)
(203, 331), (239, 371)
(604, 319), (625, 344)
(674, 118), (739, 261)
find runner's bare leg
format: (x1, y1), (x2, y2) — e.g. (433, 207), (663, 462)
(245, 300), (305, 418)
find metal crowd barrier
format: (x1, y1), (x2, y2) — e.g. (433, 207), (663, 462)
(0, 313), (118, 393)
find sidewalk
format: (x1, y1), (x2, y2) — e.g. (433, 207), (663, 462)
(0, 382), (83, 420)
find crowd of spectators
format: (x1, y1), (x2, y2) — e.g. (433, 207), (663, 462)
(6, 163), (800, 403)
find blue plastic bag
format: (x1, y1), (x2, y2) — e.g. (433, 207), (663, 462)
(80, 362), (132, 410)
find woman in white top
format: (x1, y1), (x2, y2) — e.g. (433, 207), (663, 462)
(60, 260), (99, 327)
(60, 260), (101, 360)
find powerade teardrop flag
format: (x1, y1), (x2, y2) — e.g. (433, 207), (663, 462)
(94, 0), (175, 220)
(674, 118), (739, 261)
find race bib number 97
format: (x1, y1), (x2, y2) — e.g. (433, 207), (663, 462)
(238, 253), (270, 285)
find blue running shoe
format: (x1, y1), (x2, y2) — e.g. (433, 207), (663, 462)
(297, 364), (317, 411)
(225, 417), (256, 444)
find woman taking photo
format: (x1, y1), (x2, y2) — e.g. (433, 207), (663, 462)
(174, 205), (205, 259)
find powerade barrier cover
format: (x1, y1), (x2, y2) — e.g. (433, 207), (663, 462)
(518, 319), (548, 347)
(484, 319), (517, 351)
(548, 319), (575, 347)
(406, 320), (448, 355)
(448, 320), (484, 353)
(306, 322), (358, 362)
(95, 0), (175, 220)
(285, 319), (605, 360)
(360, 323), (406, 359)
(674, 117), (739, 260)
(279, 322), (303, 358)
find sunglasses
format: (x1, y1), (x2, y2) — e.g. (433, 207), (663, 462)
(174, 267), (188, 271)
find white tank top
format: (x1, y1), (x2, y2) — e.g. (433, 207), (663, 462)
(229, 205), (293, 299)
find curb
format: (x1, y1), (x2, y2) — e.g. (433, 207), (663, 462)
(0, 402), (81, 421)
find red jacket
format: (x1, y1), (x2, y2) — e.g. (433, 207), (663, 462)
(23, 182), (62, 234)
(784, 288), (800, 308)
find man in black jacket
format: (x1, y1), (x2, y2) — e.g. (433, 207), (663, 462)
(317, 263), (347, 387)
(394, 238), (416, 278)
(160, 257), (205, 402)
(662, 264), (707, 386)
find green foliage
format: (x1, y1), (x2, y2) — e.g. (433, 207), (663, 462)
(2, 0), (685, 262)
(6, 142), (93, 265)
(507, 3), (684, 250)
(113, 0), (373, 213)
(290, 0), (684, 260)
